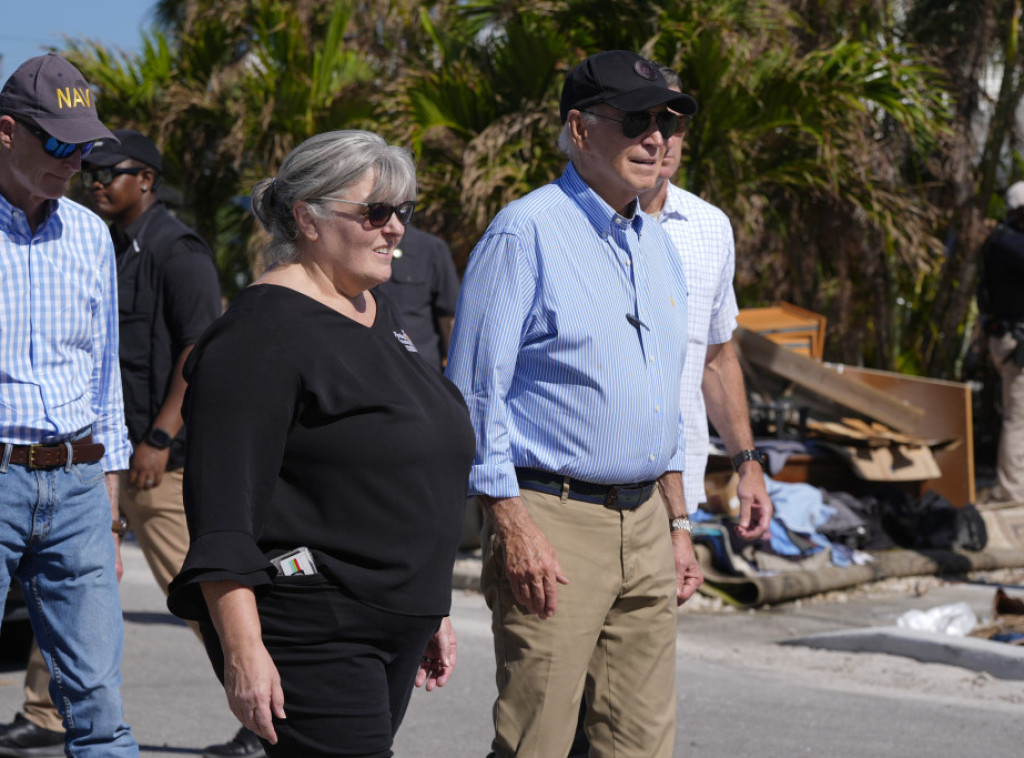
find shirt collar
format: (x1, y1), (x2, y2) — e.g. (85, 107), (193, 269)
(559, 162), (646, 238)
(113, 202), (160, 251)
(658, 182), (688, 221)
(0, 192), (59, 239)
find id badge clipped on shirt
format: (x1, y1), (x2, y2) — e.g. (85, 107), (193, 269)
(271, 546), (318, 576)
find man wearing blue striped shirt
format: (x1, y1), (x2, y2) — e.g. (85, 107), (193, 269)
(0, 55), (139, 756)
(448, 50), (715, 758)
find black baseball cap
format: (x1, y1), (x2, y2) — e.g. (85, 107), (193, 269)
(560, 50), (698, 124)
(85, 129), (163, 172)
(0, 53), (116, 144)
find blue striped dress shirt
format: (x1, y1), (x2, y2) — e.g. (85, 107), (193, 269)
(445, 162), (689, 499)
(0, 193), (131, 471)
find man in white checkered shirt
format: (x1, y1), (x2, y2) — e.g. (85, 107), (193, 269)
(641, 65), (773, 529)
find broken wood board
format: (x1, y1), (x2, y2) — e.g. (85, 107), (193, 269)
(826, 365), (975, 507)
(734, 327), (924, 433)
(820, 442), (942, 482)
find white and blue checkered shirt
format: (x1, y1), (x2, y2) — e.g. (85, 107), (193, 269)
(0, 193), (131, 471)
(657, 183), (739, 510)
(446, 163), (689, 499)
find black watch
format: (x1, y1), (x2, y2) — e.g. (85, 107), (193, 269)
(731, 448), (767, 472)
(145, 427), (173, 450)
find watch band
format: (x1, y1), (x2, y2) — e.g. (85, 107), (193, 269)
(731, 448), (767, 472)
(669, 516), (693, 533)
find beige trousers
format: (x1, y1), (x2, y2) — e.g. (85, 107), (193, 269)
(990, 334), (1024, 503)
(482, 487), (678, 758)
(23, 469), (196, 732)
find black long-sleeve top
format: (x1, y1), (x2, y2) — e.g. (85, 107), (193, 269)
(982, 222), (1024, 320)
(167, 284), (475, 621)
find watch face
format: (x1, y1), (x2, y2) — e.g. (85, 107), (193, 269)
(147, 428), (172, 449)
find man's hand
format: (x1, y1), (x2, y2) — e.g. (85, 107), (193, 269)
(671, 531), (704, 605)
(734, 462), (773, 540)
(128, 442), (171, 491)
(483, 496), (569, 619)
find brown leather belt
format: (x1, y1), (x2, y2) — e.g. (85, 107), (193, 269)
(6, 435), (105, 470)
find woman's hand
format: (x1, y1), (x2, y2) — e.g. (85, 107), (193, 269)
(222, 640), (285, 744)
(415, 616), (457, 691)
(202, 580), (286, 744)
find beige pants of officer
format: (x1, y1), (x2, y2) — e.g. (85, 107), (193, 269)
(482, 487), (678, 758)
(990, 334), (1024, 503)
(24, 469), (196, 732)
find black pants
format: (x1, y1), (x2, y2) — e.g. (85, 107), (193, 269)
(202, 575), (440, 757)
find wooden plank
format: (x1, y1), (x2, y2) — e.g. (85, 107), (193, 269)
(734, 327), (925, 432)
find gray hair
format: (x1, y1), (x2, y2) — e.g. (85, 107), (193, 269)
(656, 64), (682, 89)
(557, 111), (599, 161)
(251, 130), (417, 267)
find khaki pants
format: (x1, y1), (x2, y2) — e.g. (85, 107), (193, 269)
(23, 469), (196, 732)
(990, 334), (1024, 503)
(482, 487), (678, 758)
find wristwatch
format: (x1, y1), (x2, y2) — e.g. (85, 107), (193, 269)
(112, 516), (128, 538)
(145, 426), (173, 450)
(731, 448), (767, 473)
(669, 516), (693, 534)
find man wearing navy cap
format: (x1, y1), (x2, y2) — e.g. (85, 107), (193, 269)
(446, 50), (710, 757)
(0, 54), (139, 756)
(0, 127), (240, 756)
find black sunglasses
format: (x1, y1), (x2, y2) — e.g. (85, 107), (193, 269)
(81, 166), (144, 187)
(585, 109), (682, 140)
(13, 117), (95, 159)
(327, 198), (416, 227)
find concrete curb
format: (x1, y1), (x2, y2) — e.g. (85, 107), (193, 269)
(780, 626), (1024, 680)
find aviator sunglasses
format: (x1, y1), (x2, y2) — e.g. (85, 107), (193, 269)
(326, 197), (416, 227)
(81, 166), (144, 186)
(585, 109), (683, 140)
(13, 118), (95, 159)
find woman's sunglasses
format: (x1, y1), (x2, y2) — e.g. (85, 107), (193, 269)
(81, 167), (143, 187)
(585, 109), (683, 140)
(327, 198), (416, 227)
(14, 118), (95, 159)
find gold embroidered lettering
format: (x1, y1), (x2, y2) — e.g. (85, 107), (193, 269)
(54, 88), (92, 109)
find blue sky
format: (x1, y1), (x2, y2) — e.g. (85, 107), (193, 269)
(0, 0), (158, 80)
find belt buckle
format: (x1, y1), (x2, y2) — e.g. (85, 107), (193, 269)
(604, 486), (619, 508)
(27, 444), (44, 470)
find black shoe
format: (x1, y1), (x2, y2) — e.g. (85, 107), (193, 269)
(202, 727), (266, 758)
(0, 713), (64, 757)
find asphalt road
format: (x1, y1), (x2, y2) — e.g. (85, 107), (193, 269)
(0, 541), (1021, 756)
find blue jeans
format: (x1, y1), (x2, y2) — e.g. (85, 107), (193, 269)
(0, 446), (138, 756)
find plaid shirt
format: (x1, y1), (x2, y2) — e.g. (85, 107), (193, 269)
(0, 193), (130, 470)
(658, 183), (739, 510)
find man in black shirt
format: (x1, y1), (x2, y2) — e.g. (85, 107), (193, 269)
(373, 225), (460, 371)
(979, 181), (1024, 505)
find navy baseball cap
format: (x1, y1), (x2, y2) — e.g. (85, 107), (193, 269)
(560, 50), (698, 124)
(0, 53), (116, 144)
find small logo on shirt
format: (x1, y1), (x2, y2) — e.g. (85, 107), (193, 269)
(393, 330), (418, 352)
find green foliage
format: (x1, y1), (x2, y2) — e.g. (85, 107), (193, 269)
(56, 0), (1024, 377)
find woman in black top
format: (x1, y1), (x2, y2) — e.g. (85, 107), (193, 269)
(167, 130), (475, 757)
